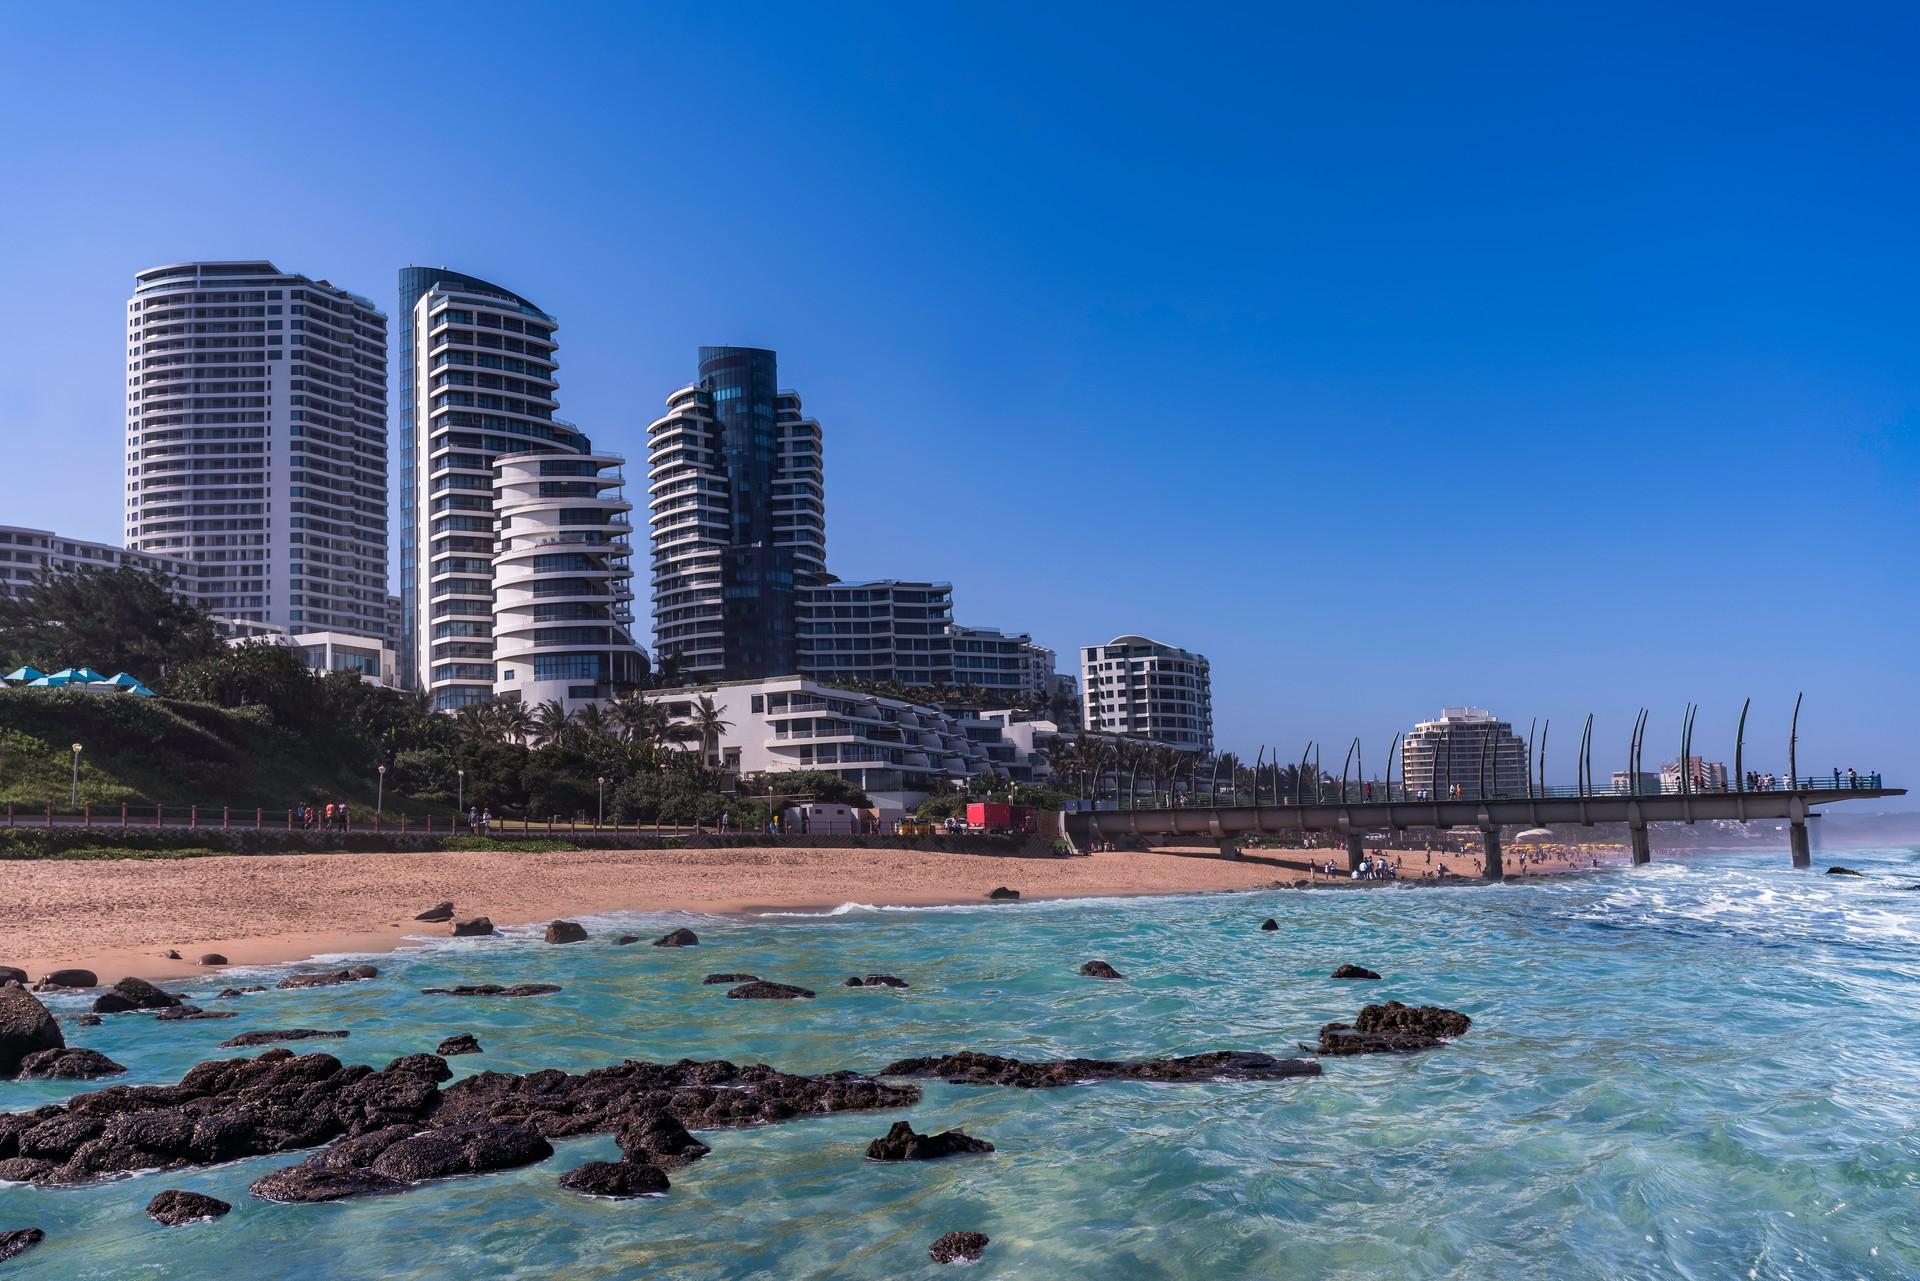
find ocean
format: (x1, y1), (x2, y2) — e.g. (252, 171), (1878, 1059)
(4, 847), (1917, 1279)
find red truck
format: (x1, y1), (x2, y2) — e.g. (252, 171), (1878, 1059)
(965, 802), (1033, 834)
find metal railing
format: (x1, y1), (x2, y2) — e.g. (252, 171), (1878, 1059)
(1100, 772), (1887, 812)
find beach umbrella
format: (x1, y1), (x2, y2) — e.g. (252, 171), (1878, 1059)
(73, 667), (107, 683)
(126, 684), (156, 697)
(3, 666), (43, 683)
(106, 672), (144, 688)
(29, 673), (74, 686)
(1513, 827), (1555, 844)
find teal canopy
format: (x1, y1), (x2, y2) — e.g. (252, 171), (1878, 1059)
(28, 673), (75, 686)
(2, 666), (43, 683)
(74, 667), (107, 683)
(106, 672), (143, 687)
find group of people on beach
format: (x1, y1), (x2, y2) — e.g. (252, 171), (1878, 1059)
(294, 802), (352, 832)
(465, 806), (494, 834)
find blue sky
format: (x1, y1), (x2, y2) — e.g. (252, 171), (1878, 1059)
(1, 3), (1914, 792)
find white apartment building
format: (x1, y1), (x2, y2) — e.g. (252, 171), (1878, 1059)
(1660, 756), (1730, 793)
(795, 580), (955, 686)
(1079, 634), (1213, 752)
(646, 677), (1022, 808)
(399, 268), (586, 708)
(125, 262), (388, 639)
(491, 451), (646, 712)
(222, 627), (400, 688)
(1400, 707), (1531, 796)
(0, 524), (196, 598)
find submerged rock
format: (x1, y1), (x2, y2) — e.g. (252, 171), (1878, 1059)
(451, 917), (495, 937)
(436, 1033), (482, 1056)
(413, 902), (455, 923)
(866, 1121), (992, 1161)
(987, 887), (1020, 900)
(703, 973), (759, 985)
(419, 984), (561, 999)
(1078, 961), (1125, 980)
(929, 1231), (989, 1264)
(1331, 964), (1381, 980)
(218, 1029), (350, 1048)
(1259, 918), (1279, 931)
(0, 1228), (46, 1263)
(276, 966), (377, 990)
(884, 1049), (1322, 1088)
(14, 1048), (126, 1080)
(73, 1014), (102, 1028)
(250, 1164), (404, 1203)
(1315, 1000), (1471, 1056)
(215, 987), (264, 999)
(1826, 866), (1864, 877)
(726, 981), (815, 1000)
(0, 985), (64, 1076)
(154, 1006), (237, 1022)
(544, 921), (588, 945)
(93, 977), (183, 1014)
(146, 1189), (231, 1226)
(614, 935), (641, 945)
(844, 975), (909, 989)
(558, 1158), (668, 1197)
(653, 928), (699, 947)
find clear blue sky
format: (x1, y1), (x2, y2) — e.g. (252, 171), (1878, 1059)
(2, 3), (1914, 792)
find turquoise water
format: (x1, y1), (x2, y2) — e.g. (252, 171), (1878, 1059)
(4, 848), (1919, 1279)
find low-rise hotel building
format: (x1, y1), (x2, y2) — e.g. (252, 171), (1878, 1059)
(0, 524), (196, 598)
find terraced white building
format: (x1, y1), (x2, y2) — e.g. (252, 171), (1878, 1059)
(1079, 634), (1213, 752)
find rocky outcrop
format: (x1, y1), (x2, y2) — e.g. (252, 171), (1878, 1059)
(1259, 919), (1279, 931)
(0, 968), (25, 985)
(1826, 866), (1864, 876)
(197, 954), (228, 967)
(1315, 1001), (1471, 1055)
(414, 902), (455, 922)
(0, 1228), (45, 1263)
(419, 984), (561, 998)
(218, 1029), (350, 1049)
(146, 1189), (231, 1225)
(929, 1231), (989, 1264)
(1331, 964), (1381, 980)
(436, 1034), (481, 1056)
(544, 921), (588, 945)
(92, 977), (183, 1014)
(451, 917), (494, 937)
(615, 1110), (709, 1170)
(1078, 961), (1124, 980)
(277, 966), (377, 990)
(1, 986), (64, 1076)
(843, 975), (909, 989)
(154, 1006), (237, 1022)
(884, 1049), (1323, 1088)
(0, 1157), (53, 1182)
(15, 1048), (125, 1080)
(987, 887), (1020, 900)
(558, 1158), (668, 1197)
(726, 982), (815, 1000)
(865, 1121), (992, 1161)
(363, 1121), (552, 1183)
(653, 928), (699, 947)
(37, 969), (96, 990)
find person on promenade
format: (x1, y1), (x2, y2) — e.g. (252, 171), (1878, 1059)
(339, 802), (351, 832)
(480, 807), (492, 834)
(467, 806), (478, 834)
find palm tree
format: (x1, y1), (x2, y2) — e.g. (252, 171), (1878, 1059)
(574, 701), (613, 748)
(496, 701), (534, 747)
(687, 694), (732, 767)
(612, 691), (668, 750)
(452, 705), (495, 748)
(532, 699), (572, 749)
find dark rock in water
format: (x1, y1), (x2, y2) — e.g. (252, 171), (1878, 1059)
(381, 1054), (453, 1084)
(987, 887), (1020, 900)
(451, 917), (494, 937)
(419, 984), (560, 999)
(1259, 918), (1279, 931)
(74, 1014), (102, 1027)
(0, 1157), (54, 1183)
(367, 1122), (553, 1182)
(544, 920), (589, 945)
(1078, 961), (1125, 980)
(15, 1048), (126, 1080)
(884, 1049), (1323, 1088)
(218, 1029), (350, 1048)
(1315, 1000), (1471, 1056)
(37, 969), (97, 990)
(614, 934), (641, 945)
(277, 968), (376, 990)
(866, 1120), (993, 1161)
(215, 987), (264, 999)
(197, 954), (228, 967)
(414, 902), (455, 922)
(1826, 866), (1864, 877)
(93, 976), (184, 1013)
(844, 975), (909, 989)
(436, 1033), (482, 1056)
(614, 1110), (710, 1170)
(703, 973), (758, 985)
(929, 1231), (990, 1264)
(1903, 884), (1920, 892)
(0, 967), (27, 985)
(0, 984), (64, 1076)
(558, 1158), (668, 1197)
(154, 1006), (238, 1022)
(251, 1163), (404, 1203)
(146, 1188), (231, 1225)
(726, 981), (815, 1000)
(653, 928), (699, 947)
(1331, 964), (1381, 980)
(0, 1228), (46, 1263)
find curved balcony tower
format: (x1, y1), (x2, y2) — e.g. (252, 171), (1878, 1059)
(491, 451), (646, 713)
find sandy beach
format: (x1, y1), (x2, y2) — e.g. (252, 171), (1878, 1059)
(0, 841), (1614, 984)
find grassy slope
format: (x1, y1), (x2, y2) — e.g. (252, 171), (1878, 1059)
(0, 688), (391, 810)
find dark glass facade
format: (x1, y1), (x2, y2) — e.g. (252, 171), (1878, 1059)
(699, 345), (797, 678)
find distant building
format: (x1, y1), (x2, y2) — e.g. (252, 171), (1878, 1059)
(1660, 756), (1729, 793)
(1609, 770), (1663, 795)
(223, 627), (400, 688)
(1079, 635), (1213, 752)
(0, 524), (195, 598)
(795, 580), (954, 687)
(1400, 708), (1530, 796)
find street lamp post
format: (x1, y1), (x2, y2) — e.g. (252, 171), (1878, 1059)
(597, 776), (606, 830)
(457, 768), (465, 819)
(70, 743), (82, 809)
(377, 764), (387, 817)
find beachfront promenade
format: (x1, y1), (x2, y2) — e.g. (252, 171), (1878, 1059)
(1069, 777), (1905, 877)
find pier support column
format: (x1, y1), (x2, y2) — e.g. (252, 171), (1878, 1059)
(1789, 820), (1810, 869)
(1218, 839), (1242, 860)
(1629, 821), (1651, 866)
(1345, 832), (1364, 873)
(1480, 828), (1503, 880)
